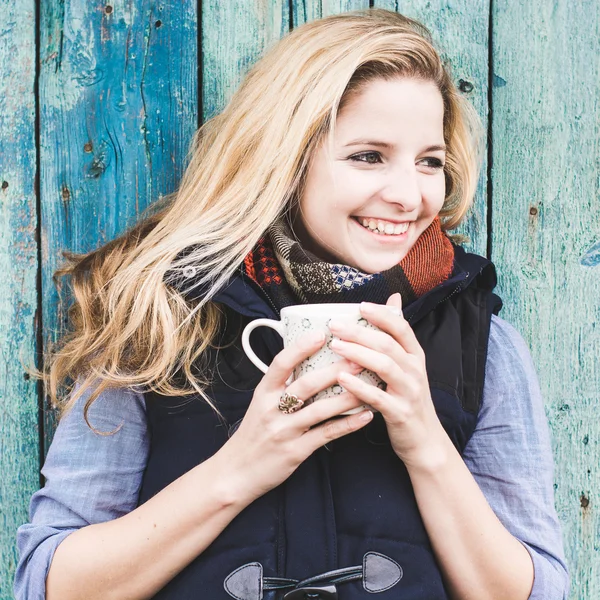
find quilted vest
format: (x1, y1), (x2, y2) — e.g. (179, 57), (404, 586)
(138, 246), (502, 599)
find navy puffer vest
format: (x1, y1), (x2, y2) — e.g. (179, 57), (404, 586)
(138, 246), (502, 599)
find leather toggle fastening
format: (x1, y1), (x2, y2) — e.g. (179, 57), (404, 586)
(224, 552), (403, 600)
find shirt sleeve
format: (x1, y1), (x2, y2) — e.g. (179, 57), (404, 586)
(14, 380), (149, 600)
(463, 315), (570, 600)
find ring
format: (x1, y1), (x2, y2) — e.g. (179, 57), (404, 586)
(278, 392), (304, 414)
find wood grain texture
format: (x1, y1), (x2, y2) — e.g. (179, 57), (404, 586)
(0, 2), (39, 597)
(202, 0), (289, 120)
(292, 0), (369, 23)
(492, 1), (600, 597)
(39, 0), (198, 452)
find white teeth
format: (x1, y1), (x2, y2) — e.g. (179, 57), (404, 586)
(357, 217), (410, 236)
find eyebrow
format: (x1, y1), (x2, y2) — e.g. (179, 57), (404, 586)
(343, 139), (447, 152)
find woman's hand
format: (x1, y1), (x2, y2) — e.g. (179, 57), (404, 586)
(214, 331), (373, 504)
(327, 293), (448, 470)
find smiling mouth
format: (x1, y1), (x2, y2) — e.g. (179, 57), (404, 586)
(351, 216), (410, 236)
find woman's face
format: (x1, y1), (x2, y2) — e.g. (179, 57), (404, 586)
(295, 77), (447, 274)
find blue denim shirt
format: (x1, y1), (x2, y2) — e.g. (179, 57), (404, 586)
(14, 316), (570, 599)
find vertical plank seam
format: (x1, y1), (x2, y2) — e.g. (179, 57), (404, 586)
(486, 0), (494, 261)
(34, 0), (44, 487)
(289, 0), (294, 31)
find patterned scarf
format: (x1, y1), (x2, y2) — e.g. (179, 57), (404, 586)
(243, 216), (455, 310)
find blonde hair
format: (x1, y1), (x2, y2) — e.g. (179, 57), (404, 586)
(31, 9), (484, 423)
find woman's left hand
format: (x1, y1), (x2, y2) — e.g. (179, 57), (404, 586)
(328, 293), (449, 470)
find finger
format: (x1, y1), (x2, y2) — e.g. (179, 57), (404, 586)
(301, 409), (374, 451)
(291, 391), (366, 429)
(262, 331), (326, 391)
(359, 301), (424, 357)
(285, 358), (364, 403)
(337, 372), (391, 414)
(386, 292), (402, 310)
(328, 321), (410, 371)
(329, 339), (404, 384)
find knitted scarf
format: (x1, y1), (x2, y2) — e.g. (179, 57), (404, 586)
(242, 216), (455, 310)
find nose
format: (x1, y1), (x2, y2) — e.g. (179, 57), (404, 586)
(380, 164), (421, 212)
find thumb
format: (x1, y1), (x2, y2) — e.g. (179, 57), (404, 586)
(386, 292), (402, 309)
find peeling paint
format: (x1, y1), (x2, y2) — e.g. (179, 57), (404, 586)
(493, 74), (507, 87)
(581, 241), (600, 267)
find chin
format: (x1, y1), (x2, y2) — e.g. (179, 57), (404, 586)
(353, 256), (405, 274)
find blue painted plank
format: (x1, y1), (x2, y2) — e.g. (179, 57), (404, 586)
(0, 2), (39, 596)
(39, 0), (199, 453)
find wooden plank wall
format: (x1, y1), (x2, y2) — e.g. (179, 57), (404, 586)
(1, 0), (598, 597)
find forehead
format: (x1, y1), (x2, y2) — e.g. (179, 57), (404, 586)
(335, 77), (445, 144)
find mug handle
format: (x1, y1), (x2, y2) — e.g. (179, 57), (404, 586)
(241, 318), (285, 374)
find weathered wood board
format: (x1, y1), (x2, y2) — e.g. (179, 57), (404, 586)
(0, 2), (39, 598)
(38, 0), (199, 455)
(492, 1), (600, 597)
(202, 0), (289, 120)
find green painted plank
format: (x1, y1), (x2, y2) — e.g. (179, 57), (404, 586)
(39, 0), (198, 453)
(0, 2), (39, 597)
(202, 0), (289, 120)
(492, 1), (600, 597)
(372, 1), (489, 255)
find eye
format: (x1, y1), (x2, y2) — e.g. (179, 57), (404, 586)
(420, 157), (445, 170)
(349, 151), (382, 164)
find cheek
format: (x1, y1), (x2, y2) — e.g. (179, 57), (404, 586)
(423, 177), (446, 214)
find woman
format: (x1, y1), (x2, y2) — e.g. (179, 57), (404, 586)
(16, 9), (569, 600)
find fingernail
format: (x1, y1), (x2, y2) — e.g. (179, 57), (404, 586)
(302, 331), (324, 347)
(357, 410), (373, 422)
(360, 302), (375, 313)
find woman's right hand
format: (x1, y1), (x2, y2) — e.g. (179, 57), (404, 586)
(213, 330), (373, 503)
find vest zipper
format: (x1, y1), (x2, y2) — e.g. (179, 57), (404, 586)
(408, 272), (469, 325)
(238, 265), (282, 317)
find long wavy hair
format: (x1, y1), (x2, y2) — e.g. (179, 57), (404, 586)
(31, 8), (484, 424)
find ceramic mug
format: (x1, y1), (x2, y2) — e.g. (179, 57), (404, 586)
(241, 303), (400, 415)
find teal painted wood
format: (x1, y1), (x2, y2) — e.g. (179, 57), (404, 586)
(374, 1), (489, 255)
(0, 2), (39, 597)
(39, 0), (198, 453)
(492, 1), (600, 597)
(292, 0), (369, 23)
(202, 0), (289, 120)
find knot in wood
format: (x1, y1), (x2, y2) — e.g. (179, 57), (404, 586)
(458, 79), (474, 93)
